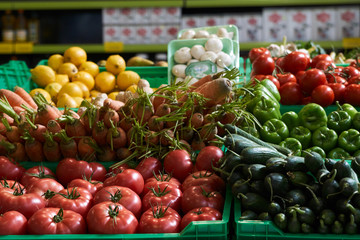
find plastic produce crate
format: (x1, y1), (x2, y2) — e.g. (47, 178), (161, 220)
(37, 59), (168, 89)
(0, 60), (37, 92)
(0, 161), (232, 240)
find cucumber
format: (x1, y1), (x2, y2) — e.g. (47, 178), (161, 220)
(223, 133), (260, 154)
(241, 146), (285, 165)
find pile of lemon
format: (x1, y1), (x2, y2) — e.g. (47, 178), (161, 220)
(30, 46), (142, 108)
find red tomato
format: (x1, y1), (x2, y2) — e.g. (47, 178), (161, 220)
(343, 66), (360, 80)
(310, 54), (333, 68)
(0, 211), (27, 235)
(327, 75), (347, 85)
(87, 201), (138, 234)
(27, 208), (86, 234)
(20, 165), (55, 187)
(252, 55), (275, 75)
(250, 75), (280, 89)
(327, 83), (346, 103)
(144, 174), (181, 196)
(301, 96), (312, 105)
(164, 149), (193, 183)
(263, 75), (280, 90)
(180, 207), (222, 231)
(27, 178), (64, 205)
(279, 82), (304, 105)
(0, 187), (46, 219)
(295, 70), (306, 83)
(68, 177), (103, 196)
(248, 47), (271, 63)
(181, 185), (224, 214)
(275, 57), (284, 70)
(138, 205), (181, 233)
(182, 171), (225, 194)
(195, 146), (224, 171)
(344, 84), (360, 106)
(135, 157), (162, 181)
(276, 72), (297, 86)
(347, 75), (360, 85)
(47, 187), (93, 218)
(103, 169), (144, 196)
(299, 69), (327, 95)
(142, 182), (182, 213)
(93, 186), (142, 218)
(315, 60), (336, 71)
(0, 156), (25, 181)
(56, 158), (107, 186)
(282, 51), (310, 75)
(109, 163), (130, 175)
(311, 85), (335, 107)
(0, 179), (24, 192)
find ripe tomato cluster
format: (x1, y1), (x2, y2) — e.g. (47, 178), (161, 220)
(0, 146), (225, 235)
(249, 48), (360, 107)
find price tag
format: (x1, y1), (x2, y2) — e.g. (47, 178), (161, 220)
(15, 42), (33, 53)
(104, 42), (124, 52)
(0, 43), (13, 54)
(343, 38), (360, 49)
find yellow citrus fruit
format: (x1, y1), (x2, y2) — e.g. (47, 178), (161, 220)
(116, 70), (140, 91)
(108, 91), (119, 100)
(79, 61), (99, 77)
(95, 71), (116, 93)
(97, 60), (106, 67)
(72, 71), (95, 90)
(126, 84), (138, 93)
(30, 65), (56, 88)
(73, 97), (84, 107)
(48, 54), (64, 72)
(72, 81), (90, 99)
(58, 62), (78, 80)
(45, 82), (62, 101)
(29, 88), (52, 103)
(54, 74), (70, 86)
(57, 82), (83, 98)
(57, 93), (78, 108)
(90, 89), (101, 98)
(105, 55), (126, 75)
(63, 46), (87, 67)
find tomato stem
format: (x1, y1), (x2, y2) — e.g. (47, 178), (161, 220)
(52, 208), (64, 223)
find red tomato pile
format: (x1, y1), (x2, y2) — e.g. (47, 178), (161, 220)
(0, 146), (225, 235)
(249, 48), (360, 107)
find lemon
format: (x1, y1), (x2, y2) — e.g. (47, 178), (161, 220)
(58, 62), (78, 80)
(73, 97), (84, 107)
(90, 89), (101, 98)
(30, 65), (56, 88)
(63, 46), (87, 67)
(29, 88), (52, 103)
(116, 70), (140, 91)
(72, 71), (95, 90)
(126, 84), (138, 93)
(97, 60), (106, 67)
(95, 71), (116, 93)
(108, 91), (119, 100)
(45, 82), (62, 102)
(79, 61), (99, 77)
(54, 74), (70, 86)
(57, 82), (83, 98)
(57, 93), (78, 108)
(72, 81), (90, 99)
(48, 54), (64, 72)
(105, 55), (126, 75)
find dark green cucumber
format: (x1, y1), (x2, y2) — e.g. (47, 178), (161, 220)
(241, 192), (269, 213)
(285, 156), (307, 172)
(223, 134), (260, 154)
(239, 210), (257, 220)
(304, 151), (325, 175)
(241, 146), (286, 165)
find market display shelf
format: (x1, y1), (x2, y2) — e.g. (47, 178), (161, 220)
(0, 60), (37, 92)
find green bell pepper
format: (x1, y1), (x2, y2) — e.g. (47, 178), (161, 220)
(327, 110), (352, 134)
(260, 119), (289, 144)
(246, 84), (280, 112)
(259, 78), (281, 102)
(327, 147), (351, 159)
(302, 146), (326, 159)
(279, 137), (302, 156)
(352, 112), (360, 131)
(353, 149), (360, 157)
(281, 111), (299, 131)
(290, 126), (312, 149)
(298, 103), (327, 131)
(338, 129), (360, 154)
(337, 102), (357, 119)
(312, 126), (338, 153)
(241, 126), (260, 138)
(253, 97), (281, 125)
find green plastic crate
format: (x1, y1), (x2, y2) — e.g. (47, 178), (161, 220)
(0, 161), (232, 240)
(0, 60), (37, 92)
(37, 60), (168, 89)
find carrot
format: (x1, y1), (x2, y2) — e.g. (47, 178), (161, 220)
(25, 116), (46, 143)
(199, 123), (218, 142)
(56, 129), (78, 158)
(132, 102), (153, 124)
(119, 118), (133, 132)
(159, 129), (174, 146)
(106, 120), (127, 150)
(47, 120), (62, 142)
(14, 86), (38, 110)
(154, 103), (171, 117)
(152, 94), (166, 112)
(190, 112), (204, 129)
(144, 130), (159, 145)
(79, 102), (99, 133)
(1, 117), (22, 143)
(21, 130), (45, 162)
(103, 109), (120, 129)
(191, 136), (206, 152)
(0, 89), (32, 109)
(178, 126), (194, 142)
(33, 94), (62, 126)
(77, 137), (96, 161)
(86, 138), (115, 162)
(42, 131), (62, 162)
(2, 113), (14, 126)
(103, 98), (125, 112)
(92, 121), (108, 146)
(194, 78), (232, 107)
(13, 106), (25, 115)
(63, 107), (80, 119)
(0, 140), (28, 162)
(148, 116), (164, 131)
(116, 147), (133, 161)
(59, 115), (87, 140)
(188, 74), (214, 91)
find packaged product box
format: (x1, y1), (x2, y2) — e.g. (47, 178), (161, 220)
(118, 26), (136, 44)
(223, 14), (243, 32)
(311, 7), (337, 41)
(103, 25), (121, 42)
(181, 16), (202, 29)
(150, 25), (167, 44)
(119, 8), (137, 24)
(336, 6), (360, 40)
(134, 7), (151, 24)
(149, 7), (167, 24)
(165, 7), (182, 23)
(241, 13), (263, 42)
(135, 26), (152, 44)
(286, 8), (312, 42)
(200, 15), (224, 27)
(263, 8), (288, 42)
(164, 25), (180, 43)
(102, 8), (120, 24)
